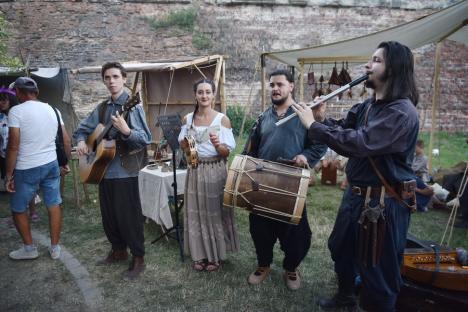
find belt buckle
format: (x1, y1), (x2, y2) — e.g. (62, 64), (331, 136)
(352, 186), (362, 195)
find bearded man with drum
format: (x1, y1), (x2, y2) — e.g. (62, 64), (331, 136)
(243, 69), (326, 290)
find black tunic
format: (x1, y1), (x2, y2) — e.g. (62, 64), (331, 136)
(309, 98), (419, 186)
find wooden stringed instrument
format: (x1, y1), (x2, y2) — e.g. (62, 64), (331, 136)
(79, 93), (141, 184)
(183, 135), (198, 168)
(400, 235), (468, 292)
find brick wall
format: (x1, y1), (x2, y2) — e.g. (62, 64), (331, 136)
(0, 0), (466, 132)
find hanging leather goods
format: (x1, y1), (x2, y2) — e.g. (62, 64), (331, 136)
(318, 62), (325, 96)
(328, 62), (340, 86)
(343, 62), (353, 98)
(357, 186), (386, 267)
(344, 61), (352, 84)
(307, 64), (315, 85)
(318, 85), (324, 97)
(338, 62), (346, 86)
(312, 82), (320, 98)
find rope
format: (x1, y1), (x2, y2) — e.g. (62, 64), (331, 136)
(163, 69), (175, 115)
(440, 164), (468, 246)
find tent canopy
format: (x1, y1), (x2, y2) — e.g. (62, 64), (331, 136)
(71, 55), (225, 74)
(0, 67), (77, 134)
(73, 55), (227, 145)
(263, 0), (468, 68)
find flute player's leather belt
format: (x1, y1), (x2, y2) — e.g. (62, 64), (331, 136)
(351, 186), (395, 198)
(351, 180), (416, 200)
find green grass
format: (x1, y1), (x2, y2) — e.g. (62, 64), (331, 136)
(418, 132), (467, 170)
(0, 132), (466, 311)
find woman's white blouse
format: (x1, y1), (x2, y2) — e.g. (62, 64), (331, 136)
(178, 112), (236, 158)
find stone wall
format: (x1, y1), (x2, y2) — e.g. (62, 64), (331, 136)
(0, 0), (466, 132)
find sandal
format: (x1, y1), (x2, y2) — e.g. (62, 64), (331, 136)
(205, 262), (220, 272)
(193, 261), (206, 271)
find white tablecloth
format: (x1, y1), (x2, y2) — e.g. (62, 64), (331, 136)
(138, 165), (187, 229)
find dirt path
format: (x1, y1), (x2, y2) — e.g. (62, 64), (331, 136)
(0, 217), (103, 312)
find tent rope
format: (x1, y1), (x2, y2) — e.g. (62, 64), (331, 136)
(440, 164), (468, 246)
(163, 69), (175, 115)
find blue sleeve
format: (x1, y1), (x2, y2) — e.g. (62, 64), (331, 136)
(72, 107), (100, 143)
(302, 141), (327, 168)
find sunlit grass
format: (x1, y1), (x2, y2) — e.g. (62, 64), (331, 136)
(0, 132), (466, 311)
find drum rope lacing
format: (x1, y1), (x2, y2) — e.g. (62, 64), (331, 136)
(225, 158), (308, 219)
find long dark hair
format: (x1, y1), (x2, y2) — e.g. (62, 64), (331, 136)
(191, 79), (215, 129)
(378, 41), (419, 106)
(0, 92), (18, 114)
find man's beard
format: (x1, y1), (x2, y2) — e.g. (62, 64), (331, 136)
(365, 79), (376, 89)
(365, 72), (386, 90)
(271, 95), (288, 106)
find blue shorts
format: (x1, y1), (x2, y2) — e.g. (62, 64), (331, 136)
(10, 160), (62, 213)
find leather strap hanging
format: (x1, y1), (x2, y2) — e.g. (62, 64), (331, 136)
(364, 103), (416, 212)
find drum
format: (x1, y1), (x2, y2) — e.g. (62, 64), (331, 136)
(224, 155), (310, 225)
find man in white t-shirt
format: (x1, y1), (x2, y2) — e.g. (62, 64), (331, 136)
(5, 77), (70, 260)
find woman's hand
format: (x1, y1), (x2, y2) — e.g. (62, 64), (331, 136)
(209, 132), (220, 148)
(210, 132), (229, 157)
(179, 138), (189, 152)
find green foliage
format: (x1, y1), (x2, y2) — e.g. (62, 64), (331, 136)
(146, 8), (197, 32)
(0, 14), (22, 68)
(191, 31), (212, 50)
(226, 105), (257, 137)
(145, 8), (212, 51)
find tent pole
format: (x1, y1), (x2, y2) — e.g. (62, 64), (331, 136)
(239, 59), (260, 139)
(220, 58), (226, 114)
(299, 61), (304, 102)
(428, 41), (442, 173)
(261, 54), (266, 111)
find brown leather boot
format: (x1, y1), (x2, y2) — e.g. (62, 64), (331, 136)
(124, 256), (145, 280)
(96, 249), (128, 266)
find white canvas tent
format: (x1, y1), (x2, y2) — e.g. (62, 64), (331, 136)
(0, 67), (78, 134)
(73, 55), (226, 143)
(262, 0), (468, 170)
(263, 0), (467, 69)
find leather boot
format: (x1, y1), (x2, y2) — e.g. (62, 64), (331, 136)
(124, 256), (145, 280)
(96, 249), (128, 265)
(316, 277), (357, 310)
